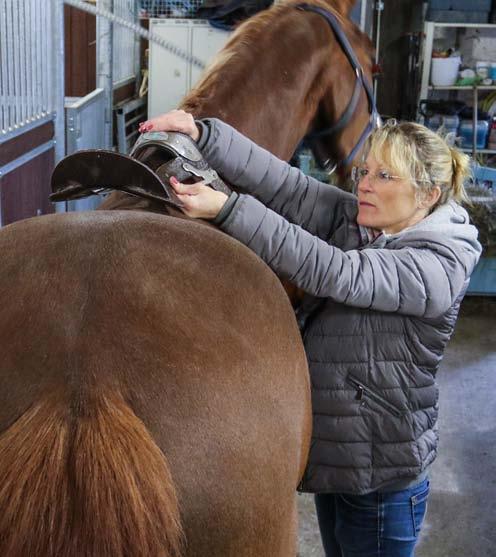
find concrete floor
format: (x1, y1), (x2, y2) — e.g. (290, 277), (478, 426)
(297, 297), (496, 557)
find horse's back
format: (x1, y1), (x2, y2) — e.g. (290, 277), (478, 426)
(0, 211), (311, 556)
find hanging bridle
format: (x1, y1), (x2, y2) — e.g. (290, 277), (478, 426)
(297, 3), (380, 173)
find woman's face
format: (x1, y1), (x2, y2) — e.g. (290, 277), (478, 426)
(355, 155), (429, 234)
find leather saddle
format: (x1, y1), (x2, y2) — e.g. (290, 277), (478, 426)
(50, 131), (231, 210)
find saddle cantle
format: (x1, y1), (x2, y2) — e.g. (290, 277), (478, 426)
(50, 131), (231, 209)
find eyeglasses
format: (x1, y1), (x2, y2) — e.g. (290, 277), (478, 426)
(351, 166), (403, 187)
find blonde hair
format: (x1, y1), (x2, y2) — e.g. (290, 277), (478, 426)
(367, 120), (471, 208)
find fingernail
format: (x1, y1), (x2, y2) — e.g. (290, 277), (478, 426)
(170, 176), (178, 185)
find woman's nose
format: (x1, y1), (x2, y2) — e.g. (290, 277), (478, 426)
(358, 174), (373, 192)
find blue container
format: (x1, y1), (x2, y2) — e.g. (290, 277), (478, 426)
(428, 0), (452, 8)
(451, 0), (491, 10)
(466, 258), (496, 296)
(471, 164), (496, 191)
(459, 119), (489, 149)
(429, 0), (492, 8)
(425, 114), (459, 134)
(427, 9), (490, 22)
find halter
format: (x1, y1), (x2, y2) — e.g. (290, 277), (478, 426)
(296, 3), (380, 172)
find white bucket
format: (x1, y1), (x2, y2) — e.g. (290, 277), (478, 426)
(431, 56), (461, 87)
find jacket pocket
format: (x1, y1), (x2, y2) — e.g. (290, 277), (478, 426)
(347, 375), (403, 418)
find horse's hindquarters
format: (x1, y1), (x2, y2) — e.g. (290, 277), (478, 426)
(0, 211), (311, 557)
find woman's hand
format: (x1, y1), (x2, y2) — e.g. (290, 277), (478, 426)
(170, 177), (228, 219)
(139, 109), (200, 141)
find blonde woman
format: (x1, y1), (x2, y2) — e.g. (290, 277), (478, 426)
(140, 112), (481, 557)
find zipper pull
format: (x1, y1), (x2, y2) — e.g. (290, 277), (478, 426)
(356, 385), (364, 400)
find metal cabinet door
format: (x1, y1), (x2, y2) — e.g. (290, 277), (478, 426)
(148, 20), (190, 118)
(190, 25), (230, 86)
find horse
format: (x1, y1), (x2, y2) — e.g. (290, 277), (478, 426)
(0, 1), (373, 556)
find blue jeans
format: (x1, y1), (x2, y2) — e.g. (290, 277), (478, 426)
(314, 478), (430, 557)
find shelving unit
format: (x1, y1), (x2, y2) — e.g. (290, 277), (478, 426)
(419, 20), (496, 295)
(419, 21), (496, 158)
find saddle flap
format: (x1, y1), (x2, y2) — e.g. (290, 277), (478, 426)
(50, 150), (184, 208)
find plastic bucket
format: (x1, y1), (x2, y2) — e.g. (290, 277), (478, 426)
(431, 56), (461, 86)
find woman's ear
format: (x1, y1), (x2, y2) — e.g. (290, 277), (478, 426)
(419, 186), (442, 210)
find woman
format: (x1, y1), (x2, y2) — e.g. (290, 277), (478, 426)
(139, 110), (481, 557)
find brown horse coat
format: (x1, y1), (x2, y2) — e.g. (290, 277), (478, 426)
(0, 211), (310, 556)
(0, 1), (372, 554)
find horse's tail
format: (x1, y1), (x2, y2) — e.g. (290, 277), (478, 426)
(0, 391), (183, 557)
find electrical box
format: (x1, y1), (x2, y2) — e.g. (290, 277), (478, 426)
(148, 19), (231, 118)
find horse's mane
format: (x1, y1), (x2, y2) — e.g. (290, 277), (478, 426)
(181, 0), (374, 116)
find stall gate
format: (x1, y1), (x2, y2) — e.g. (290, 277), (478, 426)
(0, 0), (144, 224)
(0, 0), (65, 226)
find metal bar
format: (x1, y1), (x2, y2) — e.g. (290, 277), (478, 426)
(419, 22), (434, 119)
(133, 0), (141, 96)
(43, 0), (50, 117)
(13, 0), (21, 126)
(116, 96), (146, 115)
(126, 128), (139, 142)
(113, 0), (136, 86)
(116, 107), (127, 153)
(67, 87), (105, 110)
(473, 87), (478, 159)
(0, 140), (55, 178)
(115, 96), (146, 153)
(35, 0), (42, 116)
(97, 0), (114, 149)
(19, 0), (27, 124)
(53, 0), (66, 163)
(6, 0), (14, 128)
(112, 75), (136, 90)
(28, 0), (36, 124)
(0, 0), (8, 131)
(125, 112), (145, 127)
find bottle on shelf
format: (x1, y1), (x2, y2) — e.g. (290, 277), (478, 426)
(488, 116), (496, 150)
(459, 119), (490, 150)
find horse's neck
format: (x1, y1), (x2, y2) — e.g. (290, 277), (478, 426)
(182, 90), (315, 162)
(181, 8), (334, 161)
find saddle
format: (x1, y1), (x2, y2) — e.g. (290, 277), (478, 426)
(50, 131), (231, 210)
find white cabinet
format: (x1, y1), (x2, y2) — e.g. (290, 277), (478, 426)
(148, 19), (231, 118)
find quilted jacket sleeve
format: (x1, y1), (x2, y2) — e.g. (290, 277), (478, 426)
(196, 118), (357, 241)
(218, 194), (479, 318)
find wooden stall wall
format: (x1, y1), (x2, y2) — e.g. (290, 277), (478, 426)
(0, 123), (55, 226)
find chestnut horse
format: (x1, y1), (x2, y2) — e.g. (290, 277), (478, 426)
(0, 1), (373, 556)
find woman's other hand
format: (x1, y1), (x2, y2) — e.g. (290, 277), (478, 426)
(139, 109), (200, 141)
(170, 177), (228, 219)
